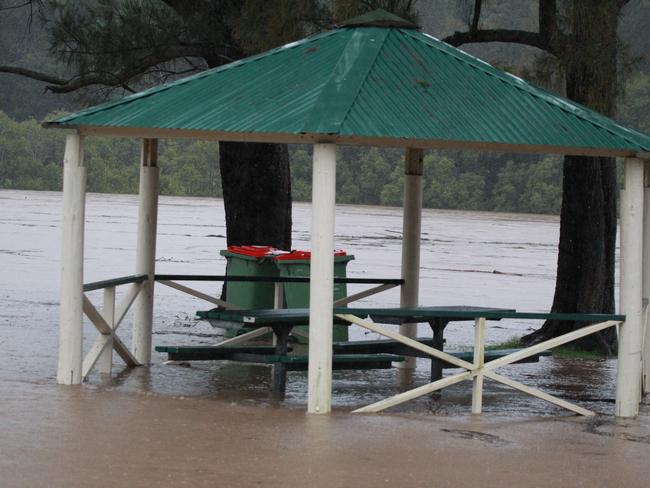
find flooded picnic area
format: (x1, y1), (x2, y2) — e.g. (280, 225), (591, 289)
(1, 189), (649, 487)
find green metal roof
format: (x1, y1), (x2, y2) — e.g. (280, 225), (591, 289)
(46, 10), (650, 157)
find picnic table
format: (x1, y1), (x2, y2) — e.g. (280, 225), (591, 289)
(160, 305), (537, 392)
(157, 304), (624, 415)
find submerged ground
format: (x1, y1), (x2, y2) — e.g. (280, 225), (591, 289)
(2, 380), (649, 488)
(1, 189), (648, 487)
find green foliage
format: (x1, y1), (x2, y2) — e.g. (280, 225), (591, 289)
(159, 140), (221, 197)
(552, 346), (607, 359)
(289, 149), (312, 201)
(0, 110), (221, 197)
(484, 337), (522, 350)
(492, 157), (562, 214)
(0, 111), (64, 190)
(288, 144), (565, 214)
(423, 154), (486, 210)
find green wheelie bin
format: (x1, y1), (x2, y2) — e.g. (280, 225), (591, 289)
(273, 250), (354, 343)
(219, 245), (280, 336)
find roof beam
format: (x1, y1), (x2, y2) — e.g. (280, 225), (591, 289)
(68, 124), (638, 159)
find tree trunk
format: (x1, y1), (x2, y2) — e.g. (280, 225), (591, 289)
(219, 141), (292, 250)
(521, 0), (621, 353)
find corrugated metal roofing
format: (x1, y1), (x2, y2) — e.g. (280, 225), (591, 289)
(46, 10), (650, 156)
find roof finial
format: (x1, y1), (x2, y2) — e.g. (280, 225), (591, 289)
(337, 8), (419, 29)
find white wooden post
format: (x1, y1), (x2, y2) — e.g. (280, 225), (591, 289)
(57, 134), (86, 385)
(616, 157), (644, 417)
(97, 286), (115, 375)
(307, 143), (336, 414)
(643, 160), (650, 396)
(398, 148), (424, 370)
(132, 139), (159, 364)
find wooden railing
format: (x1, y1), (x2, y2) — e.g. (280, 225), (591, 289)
(80, 272), (627, 417)
(338, 310), (624, 416)
(154, 274), (404, 344)
(81, 274), (148, 379)
(154, 274), (403, 308)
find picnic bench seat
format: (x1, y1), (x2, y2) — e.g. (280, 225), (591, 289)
(156, 345), (284, 361)
(157, 343), (549, 367)
(156, 345), (403, 369)
(221, 353), (405, 371)
(332, 339), (550, 365)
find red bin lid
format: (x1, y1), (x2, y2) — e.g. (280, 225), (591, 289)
(227, 245), (277, 258)
(273, 249), (347, 261)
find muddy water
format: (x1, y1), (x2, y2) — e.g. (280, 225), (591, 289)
(0, 189), (624, 415)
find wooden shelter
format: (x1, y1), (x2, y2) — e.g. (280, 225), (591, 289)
(46, 10), (650, 417)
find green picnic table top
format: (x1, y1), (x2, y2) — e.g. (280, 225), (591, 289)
(196, 308), (342, 325)
(340, 306), (625, 322)
(196, 306), (625, 325)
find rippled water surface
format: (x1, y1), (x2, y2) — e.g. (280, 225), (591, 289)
(0, 189), (623, 416)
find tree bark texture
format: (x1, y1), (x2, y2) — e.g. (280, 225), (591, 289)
(219, 141), (292, 250)
(521, 0), (621, 353)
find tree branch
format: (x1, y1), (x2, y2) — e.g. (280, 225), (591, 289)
(443, 29), (545, 51)
(0, 65), (66, 86)
(443, 1), (568, 58)
(0, 44), (205, 93)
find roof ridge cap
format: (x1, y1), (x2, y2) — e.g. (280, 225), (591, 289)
(335, 29), (393, 132)
(301, 27), (389, 134)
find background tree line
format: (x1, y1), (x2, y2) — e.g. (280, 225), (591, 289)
(2, 102), (647, 215)
(0, 109), (565, 214)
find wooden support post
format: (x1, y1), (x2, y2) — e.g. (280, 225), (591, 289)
(132, 139), (159, 364)
(97, 286), (115, 375)
(399, 148), (423, 369)
(471, 317), (486, 414)
(643, 160), (650, 396)
(429, 320), (445, 382)
(616, 157), (644, 418)
(307, 143), (336, 414)
(271, 326), (290, 393)
(274, 282), (284, 309)
(57, 134), (86, 385)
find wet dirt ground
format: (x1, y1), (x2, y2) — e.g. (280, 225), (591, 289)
(1, 189), (649, 487)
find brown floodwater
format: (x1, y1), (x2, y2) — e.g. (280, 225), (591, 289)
(1, 189), (649, 487)
(0, 189), (625, 413)
(2, 379), (649, 488)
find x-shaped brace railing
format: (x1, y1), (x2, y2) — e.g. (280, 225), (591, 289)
(337, 313), (620, 416)
(81, 282), (143, 379)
